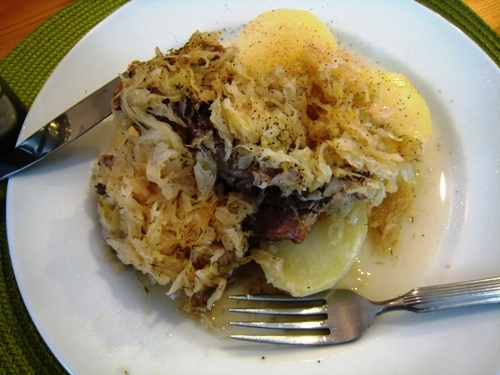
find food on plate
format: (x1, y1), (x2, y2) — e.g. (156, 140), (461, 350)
(92, 9), (432, 315)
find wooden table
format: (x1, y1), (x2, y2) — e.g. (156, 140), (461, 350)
(1, 0), (499, 60)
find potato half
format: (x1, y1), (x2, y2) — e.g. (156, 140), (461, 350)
(253, 203), (368, 296)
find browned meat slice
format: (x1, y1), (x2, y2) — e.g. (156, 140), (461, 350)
(242, 203), (319, 244)
(242, 188), (331, 244)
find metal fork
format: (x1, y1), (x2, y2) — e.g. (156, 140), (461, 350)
(228, 276), (500, 345)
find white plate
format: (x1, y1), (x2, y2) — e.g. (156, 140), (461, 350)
(7, 0), (500, 374)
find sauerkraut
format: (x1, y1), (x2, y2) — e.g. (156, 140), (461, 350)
(92, 9), (431, 314)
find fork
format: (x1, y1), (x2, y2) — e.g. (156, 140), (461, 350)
(228, 276), (500, 345)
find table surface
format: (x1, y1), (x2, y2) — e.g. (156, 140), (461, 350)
(0, 0), (499, 61)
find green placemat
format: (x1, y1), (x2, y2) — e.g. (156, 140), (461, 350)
(0, 1), (498, 374)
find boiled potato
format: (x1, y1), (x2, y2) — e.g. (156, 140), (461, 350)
(253, 203), (367, 296)
(237, 8), (337, 74)
(359, 69), (432, 143)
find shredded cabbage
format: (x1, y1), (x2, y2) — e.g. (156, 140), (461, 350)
(92, 18), (430, 313)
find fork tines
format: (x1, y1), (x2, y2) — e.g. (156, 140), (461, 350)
(228, 293), (330, 345)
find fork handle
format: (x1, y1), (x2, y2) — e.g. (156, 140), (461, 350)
(383, 276), (500, 313)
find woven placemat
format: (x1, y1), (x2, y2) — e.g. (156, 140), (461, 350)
(0, 1), (498, 374)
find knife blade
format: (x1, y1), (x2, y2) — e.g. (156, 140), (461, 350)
(0, 74), (122, 180)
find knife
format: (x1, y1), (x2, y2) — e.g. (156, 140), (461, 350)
(0, 74), (122, 180)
